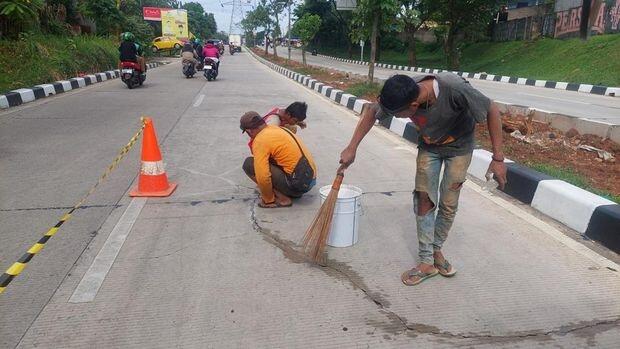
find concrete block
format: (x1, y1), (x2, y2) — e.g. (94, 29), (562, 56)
(486, 74), (496, 81)
(532, 180), (615, 233)
(494, 101), (512, 114)
(34, 84), (56, 97)
(353, 99), (370, 114)
(549, 113), (578, 132)
(329, 89), (342, 101)
(585, 204), (620, 253)
(502, 163), (553, 204)
(605, 87), (620, 97)
(529, 108), (553, 123)
(11, 88), (35, 103)
(500, 76), (511, 83)
(468, 149), (514, 182)
(609, 125), (620, 143)
(578, 84), (593, 93)
(574, 119), (613, 138)
(555, 82), (568, 90)
(339, 93), (355, 107)
(388, 117), (408, 137)
(517, 78), (527, 85)
(0, 95), (8, 109)
(534, 80), (546, 87)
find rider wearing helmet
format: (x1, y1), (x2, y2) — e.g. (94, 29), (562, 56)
(202, 40), (221, 71)
(119, 32), (146, 72)
(192, 38), (204, 65)
(181, 40), (199, 69)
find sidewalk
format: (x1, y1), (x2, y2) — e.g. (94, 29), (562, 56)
(12, 51), (620, 349)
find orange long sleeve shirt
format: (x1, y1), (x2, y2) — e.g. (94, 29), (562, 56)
(251, 126), (317, 203)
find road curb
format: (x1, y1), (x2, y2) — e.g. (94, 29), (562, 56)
(317, 53), (620, 98)
(247, 48), (620, 253)
(0, 62), (167, 109)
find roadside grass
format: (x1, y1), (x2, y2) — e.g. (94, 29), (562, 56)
(344, 82), (382, 100)
(527, 162), (620, 203)
(0, 34), (119, 94)
(319, 34), (620, 86)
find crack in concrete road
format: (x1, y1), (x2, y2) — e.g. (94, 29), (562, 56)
(248, 198), (619, 346)
(0, 203), (123, 212)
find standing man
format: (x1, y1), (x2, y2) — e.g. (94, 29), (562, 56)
(241, 112), (317, 208)
(339, 74), (507, 286)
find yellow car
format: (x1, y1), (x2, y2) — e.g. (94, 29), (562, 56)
(151, 36), (184, 53)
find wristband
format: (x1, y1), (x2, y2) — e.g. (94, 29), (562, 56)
(492, 156), (505, 162)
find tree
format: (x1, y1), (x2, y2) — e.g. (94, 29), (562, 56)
(268, 0), (288, 57)
(351, 0), (399, 82)
(434, 0), (497, 70)
(248, 0), (273, 54)
(182, 2), (217, 40)
(78, 0), (123, 35)
(398, 0), (438, 66)
(294, 0), (353, 55)
(0, 0), (43, 36)
(293, 13), (321, 65)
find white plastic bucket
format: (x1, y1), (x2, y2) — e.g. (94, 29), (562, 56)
(319, 184), (363, 247)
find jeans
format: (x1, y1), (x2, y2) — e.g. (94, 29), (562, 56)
(414, 149), (472, 265)
(242, 157), (304, 198)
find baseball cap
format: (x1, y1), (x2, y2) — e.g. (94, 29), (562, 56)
(240, 111), (265, 133)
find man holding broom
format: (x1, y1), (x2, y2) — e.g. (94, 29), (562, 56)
(339, 74), (507, 286)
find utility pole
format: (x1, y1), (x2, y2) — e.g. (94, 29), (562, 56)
(287, 0), (292, 61)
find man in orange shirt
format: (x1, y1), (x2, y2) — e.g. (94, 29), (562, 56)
(241, 112), (317, 208)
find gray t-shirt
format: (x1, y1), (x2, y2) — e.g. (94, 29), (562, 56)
(379, 73), (491, 156)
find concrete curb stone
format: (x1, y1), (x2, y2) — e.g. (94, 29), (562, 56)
(247, 47), (620, 252)
(0, 62), (167, 109)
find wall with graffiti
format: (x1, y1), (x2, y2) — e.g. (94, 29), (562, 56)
(554, 0), (620, 38)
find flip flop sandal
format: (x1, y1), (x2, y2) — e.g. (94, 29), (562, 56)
(434, 259), (457, 277)
(277, 202), (293, 207)
(401, 267), (438, 286)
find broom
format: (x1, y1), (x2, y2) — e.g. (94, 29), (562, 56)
(301, 167), (345, 264)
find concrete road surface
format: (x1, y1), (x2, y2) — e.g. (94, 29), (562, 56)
(0, 51), (619, 348)
(285, 48), (620, 125)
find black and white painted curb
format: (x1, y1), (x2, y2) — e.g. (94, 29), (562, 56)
(317, 53), (620, 98)
(248, 48), (620, 253)
(0, 62), (166, 109)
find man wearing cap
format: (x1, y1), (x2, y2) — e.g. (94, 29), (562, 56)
(241, 111), (318, 208)
(339, 74), (507, 286)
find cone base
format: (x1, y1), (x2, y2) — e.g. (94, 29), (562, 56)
(129, 182), (177, 197)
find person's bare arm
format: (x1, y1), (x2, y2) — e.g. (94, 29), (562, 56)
(486, 102), (507, 189)
(339, 103), (379, 168)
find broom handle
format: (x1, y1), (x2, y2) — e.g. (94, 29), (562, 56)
(332, 173), (344, 190)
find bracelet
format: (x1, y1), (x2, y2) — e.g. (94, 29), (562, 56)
(492, 156), (505, 162)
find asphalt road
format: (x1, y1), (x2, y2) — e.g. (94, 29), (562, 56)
(0, 50), (618, 348)
(285, 48), (620, 125)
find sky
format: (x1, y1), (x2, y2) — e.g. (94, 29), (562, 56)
(192, 0), (298, 35)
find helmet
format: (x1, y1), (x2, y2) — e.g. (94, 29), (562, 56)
(121, 32), (135, 42)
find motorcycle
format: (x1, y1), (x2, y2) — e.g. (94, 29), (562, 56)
(120, 61), (145, 89)
(229, 44), (235, 55)
(182, 60), (196, 78)
(203, 57), (218, 81)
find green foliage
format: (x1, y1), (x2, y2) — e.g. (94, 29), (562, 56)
(350, 0), (399, 42)
(122, 15), (154, 48)
(78, 0), (123, 35)
(292, 14), (321, 47)
(0, 0), (42, 20)
(182, 2), (217, 40)
(294, 0), (352, 49)
(344, 82), (382, 99)
(0, 34), (118, 93)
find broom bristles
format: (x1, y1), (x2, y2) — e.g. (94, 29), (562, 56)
(301, 173), (344, 264)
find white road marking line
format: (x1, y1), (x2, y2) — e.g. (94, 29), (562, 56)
(69, 197), (147, 303)
(193, 94), (205, 107)
(518, 92), (591, 105)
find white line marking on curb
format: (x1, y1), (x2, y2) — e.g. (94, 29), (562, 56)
(69, 197), (147, 303)
(466, 182), (619, 272)
(193, 94), (205, 107)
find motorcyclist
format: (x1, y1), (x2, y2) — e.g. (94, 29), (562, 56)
(181, 41), (199, 69)
(192, 38), (204, 66)
(202, 40), (221, 71)
(119, 32), (146, 72)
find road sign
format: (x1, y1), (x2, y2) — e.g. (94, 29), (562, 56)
(336, 0), (357, 11)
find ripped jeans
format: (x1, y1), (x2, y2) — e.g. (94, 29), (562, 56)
(414, 149), (472, 265)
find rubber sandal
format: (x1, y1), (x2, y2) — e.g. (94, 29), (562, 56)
(434, 259), (457, 277)
(400, 267), (438, 286)
(276, 201), (292, 207)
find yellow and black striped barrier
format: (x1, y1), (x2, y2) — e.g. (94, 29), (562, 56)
(0, 118), (147, 295)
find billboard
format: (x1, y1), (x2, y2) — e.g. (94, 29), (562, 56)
(143, 7), (189, 40)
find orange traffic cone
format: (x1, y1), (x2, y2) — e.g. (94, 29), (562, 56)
(130, 117), (177, 197)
